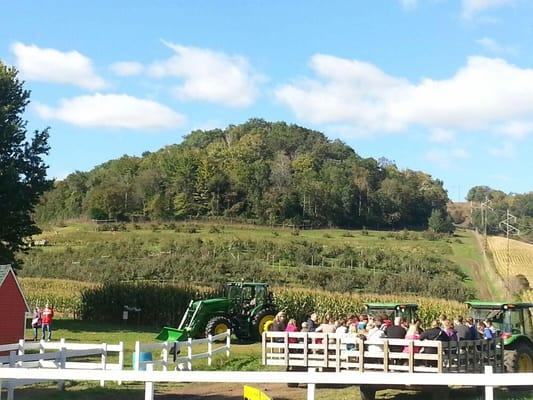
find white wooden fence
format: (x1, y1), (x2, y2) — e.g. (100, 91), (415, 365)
(0, 339), (124, 400)
(134, 329), (231, 371)
(263, 331), (503, 374)
(0, 365), (531, 400)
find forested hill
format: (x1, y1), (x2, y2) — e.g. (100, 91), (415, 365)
(36, 119), (450, 228)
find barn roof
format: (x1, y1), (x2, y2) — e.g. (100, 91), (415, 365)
(0, 264), (31, 312)
(0, 264), (11, 286)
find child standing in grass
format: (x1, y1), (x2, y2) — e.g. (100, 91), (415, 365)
(31, 306), (42, 341)
(42, 304), (54, 341)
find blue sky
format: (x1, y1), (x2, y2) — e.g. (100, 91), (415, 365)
(1, 0), (533, 201)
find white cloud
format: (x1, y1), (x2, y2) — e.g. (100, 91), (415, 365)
(109, 61), (144, 76)
(430, 129), (456, 143)
(11, 42), (106, 90)
(35, 93), (185, 130)
(276, 54), (533, 138)
(148, 41), (261, 107)
(398, 0), (417, 9)
(462, 0), (514, 19)
(496, 121), (533, 138)
(424, 147), (470, 168)
(489, 142), (514, 157)
(451, 148), (470, 159)
(476, 37), (517, 55)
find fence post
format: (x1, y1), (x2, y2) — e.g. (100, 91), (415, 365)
(17, 339), (24, 367)
(100, 343), (107, 387)
(7, 351), (15, 400)
(144, 363), (154, 400)
(307, 367), (316, 400)
(17, 339), (24, 356)
(484, 366), (494, 400)
(187, 338), (193, 371)
(134, 341), (141, 371)
(207, 335), (213, 366)
(57, 338), (66, 390)
(118, 341), (124, 385)
(262, 332), (267, 365)
(162, 342), (169, 372)
(226, 329), (231, 358)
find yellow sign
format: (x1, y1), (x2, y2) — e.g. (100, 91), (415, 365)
(243, 385), (272, 400)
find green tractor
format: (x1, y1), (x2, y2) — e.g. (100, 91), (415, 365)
(156, 282), (277, 342)
(365, 303), (419, 323)
(467, 301), (533, 372)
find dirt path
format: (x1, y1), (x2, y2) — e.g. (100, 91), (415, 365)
(157, 382), (306, 399)
(471, 230), (507, 299)
(469, 259), (493, 300)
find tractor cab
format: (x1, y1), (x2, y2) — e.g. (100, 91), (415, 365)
(466, 301), (533, 372)
(466, 301), (533, 342)
(226, 282), (272, 315)
(364, 303), (418, 323)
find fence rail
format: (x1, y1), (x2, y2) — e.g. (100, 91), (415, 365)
(0, 366), (531, 400)
(134, 329), (231, 371)
(0, 339), (124, 400)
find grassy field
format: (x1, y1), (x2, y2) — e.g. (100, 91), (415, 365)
(31, 221), (462, 255)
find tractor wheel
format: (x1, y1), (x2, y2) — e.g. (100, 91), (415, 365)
(504, 343), (533, 373)
(359, 385), (376, 400)
(252, 308), (276, 337)
(205, 316), (232, 342)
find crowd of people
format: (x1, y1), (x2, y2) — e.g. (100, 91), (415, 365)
(30, 303), (54, 341)
(269, 311), (498, 352)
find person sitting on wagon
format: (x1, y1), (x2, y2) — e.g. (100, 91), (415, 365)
(477, 321), (493, 340)
(306, 312), (319, 332)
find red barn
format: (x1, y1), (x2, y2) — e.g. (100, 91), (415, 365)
(0, 265), (30, 345)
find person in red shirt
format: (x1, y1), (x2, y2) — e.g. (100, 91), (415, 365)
(41, 303), (54, 341)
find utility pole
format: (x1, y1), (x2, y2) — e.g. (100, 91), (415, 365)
(499, 210), (520, 297)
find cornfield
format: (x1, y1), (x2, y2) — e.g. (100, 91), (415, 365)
(523, 290), (533, 303)
(487, 236), (533, 300)
(274, 288), (468, 327)
(19, 278), (468, 327)
(19, 278), (96, 316)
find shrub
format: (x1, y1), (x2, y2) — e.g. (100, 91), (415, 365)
(185, 225), (199, 233)
(209, 225), (222, 233)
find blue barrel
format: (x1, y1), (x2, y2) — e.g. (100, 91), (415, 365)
(132, 351), (153, 370)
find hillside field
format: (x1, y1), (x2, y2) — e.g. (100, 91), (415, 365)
(18, 221), (492, 302)
(487, 236), (533, 302)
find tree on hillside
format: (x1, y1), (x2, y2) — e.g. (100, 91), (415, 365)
(466, 185), (506, 202)
(0, 63), (51, 267)
(428, 209), (455, 234)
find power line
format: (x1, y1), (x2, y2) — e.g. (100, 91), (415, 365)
(499, 210), (520, 297)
